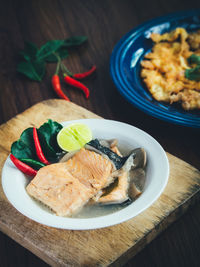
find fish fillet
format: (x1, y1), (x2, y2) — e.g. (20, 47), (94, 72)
(97, 171), (129, 204)
(26, 148), (114, 216)
(26, 163), (93, 216)
(94, 145), (130, 204)
(65, 148), (114, 192)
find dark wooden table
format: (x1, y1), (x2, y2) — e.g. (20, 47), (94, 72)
(1, 0), (200, 266)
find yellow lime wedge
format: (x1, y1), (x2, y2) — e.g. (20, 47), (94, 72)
(57, 123), (92, 152)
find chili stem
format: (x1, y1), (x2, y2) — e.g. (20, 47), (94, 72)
(55, 60), (60, 75)
(61, 62), (73, 76)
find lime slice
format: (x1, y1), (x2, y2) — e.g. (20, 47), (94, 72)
(57, 123), (92, 152)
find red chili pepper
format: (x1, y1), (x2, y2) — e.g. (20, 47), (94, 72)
(64, 75), (90, 99)
(33, 127), (50, 165)
(52, 74), (70, 101)
(10, 154), (37, 176)
(73, 65), (96, 79)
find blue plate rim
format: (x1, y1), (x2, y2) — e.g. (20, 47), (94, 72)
(110, 9), (200, 128)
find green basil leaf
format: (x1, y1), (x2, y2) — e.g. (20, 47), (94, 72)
(20, 158), (45, 170)
(17, 60), (45, 81)
(38, 119), (63, 161)
(11, 140), (34, 160)
(63, 36), (87, 47)
(37, 40), (65, 60)
(20, 41), (38, 61)
(20, 128), (35, 147)
(45, 48), (69, 62)
(11, 128), (37, 160)
(185, 65), (200, 81)
(188, 54), (200, 65)
(38, 119), (63, 152)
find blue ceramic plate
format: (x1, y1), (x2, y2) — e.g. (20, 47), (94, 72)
(110, 10), (200, 128)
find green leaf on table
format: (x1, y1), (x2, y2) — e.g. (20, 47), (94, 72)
(44, 36), (87, 61)
(188, 54), (200, 65)
(17, 60), (45, 81)
(36, 40), (65, 61)
(63, 36), (88, 47)
(17, 36), (88, 81)
(45, 47), (69, 62)
(185, 65), (200, 81)
(38, 119), (63, 161)
(11, 128), (37, 160)
(20, 41), (38, 61)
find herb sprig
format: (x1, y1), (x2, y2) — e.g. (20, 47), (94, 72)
(185, 54), (200, 81)
(17, 36), (87, 81)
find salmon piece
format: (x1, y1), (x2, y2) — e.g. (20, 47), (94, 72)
(93, 145), (129, 204)
(66, 148), (114, 192)
(26, 162), (94, 216)
(26, 148), (114, 216)
(97, 171), (129, 204)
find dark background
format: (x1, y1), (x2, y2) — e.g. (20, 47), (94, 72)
(0, 0), (200, 266)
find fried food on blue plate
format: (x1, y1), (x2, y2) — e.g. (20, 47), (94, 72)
(141, 27), (200, 110)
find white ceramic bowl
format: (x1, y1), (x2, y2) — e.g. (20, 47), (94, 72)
(2, 119), (169, 230)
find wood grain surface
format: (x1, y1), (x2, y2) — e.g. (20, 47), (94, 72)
(0, 0), (200, 266)
(0, 99), (200, 267)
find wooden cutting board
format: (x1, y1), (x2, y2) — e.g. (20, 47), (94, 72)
(1, 99), (200, 267)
